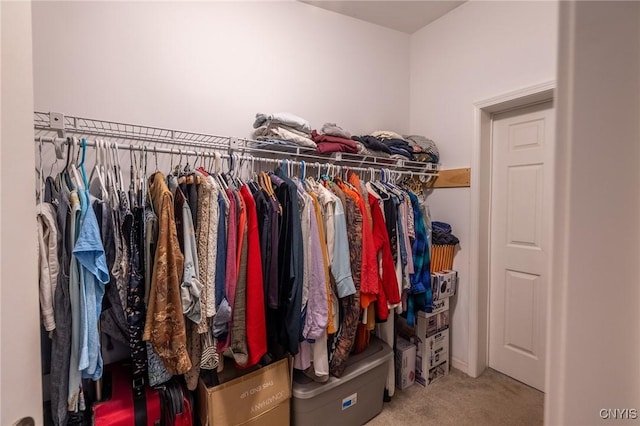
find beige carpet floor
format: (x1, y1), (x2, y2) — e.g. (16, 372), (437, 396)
(365, 368), (544, 426)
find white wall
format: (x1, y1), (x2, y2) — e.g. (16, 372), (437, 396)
(1, 1), (42, 425)
(31, 1), (410, 137)
(546, 2), (640, 424)
(409, 1), (558, 370)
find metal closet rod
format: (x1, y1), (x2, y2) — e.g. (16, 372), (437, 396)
(34, 135), (438, 178)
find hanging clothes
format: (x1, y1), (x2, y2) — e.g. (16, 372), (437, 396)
(37, 201), (59, 332)
(49, 179), (72, 426)
(38, 136), (439, 409)
(240, 184), (267, 367)
(143, 172), (191, 375)
(272, 169), (304, 355)
(329, 185), (362, 378)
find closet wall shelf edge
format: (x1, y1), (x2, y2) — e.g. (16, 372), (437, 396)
(427, 168), (471, 188)
(33, 111), (439, 178)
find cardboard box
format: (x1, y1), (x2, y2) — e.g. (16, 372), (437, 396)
(197, 358), (292, 426)
(414, 330), (450, 388)
(444, 270), (459, 297)
(426, 330), (450, 369)
(415, 298), (449, 341)
(432, 270), (457, 301)
(395, 338), (416, 390)
(426, 360), (450, 386)
(415, 358), (450, 387)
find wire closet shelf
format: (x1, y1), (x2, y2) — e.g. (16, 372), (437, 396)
(34, 111), (439, 178)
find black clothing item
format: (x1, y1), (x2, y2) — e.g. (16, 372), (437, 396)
(383, 195), (398, 264)
(381, 138), (416, 160)
(381, 137), (412, 150)
(174, 187), (186, 253)
(179, 174), (198, 231)
(250, 184), (271, 295)
(273, 169), (304, 355)
(50, 180), (71, 426)
(352, 135), (392, 154)
(95, 191), (130, 349)
(124, 197), (148, 397)
(388, 146), (415, 160)
(432, 230), (460, 245)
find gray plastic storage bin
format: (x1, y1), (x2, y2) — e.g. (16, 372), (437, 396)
(292, 336), (393, 426)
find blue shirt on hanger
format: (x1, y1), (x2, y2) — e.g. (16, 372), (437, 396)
(74, 188), (110, 380)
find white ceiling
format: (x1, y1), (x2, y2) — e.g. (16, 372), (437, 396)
(300, 1), (466, 34)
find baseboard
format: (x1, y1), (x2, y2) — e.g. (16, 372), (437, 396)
(451, 356), (468, 374)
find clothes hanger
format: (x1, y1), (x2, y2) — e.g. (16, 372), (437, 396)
(105, 141), (118, 205)
(90, 139), (108, 198)
(300, 161), (306, 180)
(69, 137), (85, 190)
(113, 142), (125, 193)
(47, 139), (61, 180)
(129, 144), (136, 193)
(137, 146), (145, 205)
(36, 136), (44, 203)
(196, 151), (209, 177)
(235, 153), (245, 187)
(183, 150), (193, 174)
(212, 152), (230, 206)
(153, 147), (159, 173)
(174, 149), (183, 176)
(60, 137), (74, 189)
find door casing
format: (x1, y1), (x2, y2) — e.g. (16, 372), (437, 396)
(468, 81), (555, 379)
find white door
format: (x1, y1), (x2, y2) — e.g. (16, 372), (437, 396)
(489, 101), (554, 391)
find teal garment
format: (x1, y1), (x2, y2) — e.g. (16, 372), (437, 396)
(74, 188), (110, 380)
(406, 191), (432, 327)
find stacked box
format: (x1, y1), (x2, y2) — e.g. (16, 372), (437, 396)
(412, 269), (458, 388)
(395, 338), (416, 390)
(414, 299), (451, 387)
(431, 270), (458, 301)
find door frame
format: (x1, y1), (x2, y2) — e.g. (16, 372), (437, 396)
(467, 81), (555, 378)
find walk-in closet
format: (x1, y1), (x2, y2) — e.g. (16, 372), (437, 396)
(2, 1), (640, 426)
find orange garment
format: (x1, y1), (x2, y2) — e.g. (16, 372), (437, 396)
(349, 173), (373, 232)
(309, 193), (335, 335)
(338, 179), (378, 309)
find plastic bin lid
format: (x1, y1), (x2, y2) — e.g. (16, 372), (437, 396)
(292, 336), (393, 399)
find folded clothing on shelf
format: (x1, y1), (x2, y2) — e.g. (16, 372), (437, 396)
(404, 135), (439, 164)
(354, 142), (391, 158)
(320, 123), (352, 139)
(352, 135), (392, 154)
(432, 221), (459, 245)
(254, 123), (316, 149)
(254, 112), (311, 134)
(311, 130), (358, 154)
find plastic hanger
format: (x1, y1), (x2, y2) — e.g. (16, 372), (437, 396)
(235, 153), (245, 187)
(89, 139), (108, 198)
(300, 161), (306, 181)
(36, 136), (44, 203)
(69, 137), (84, 190)
(215, 152), (229, 192)
(113, 142), (124, 193)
